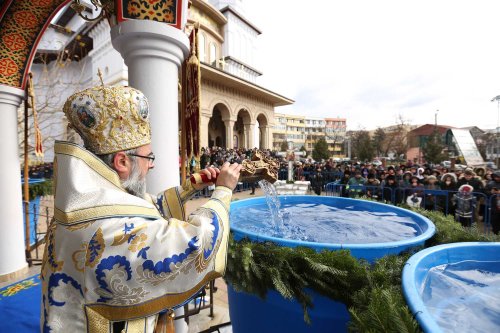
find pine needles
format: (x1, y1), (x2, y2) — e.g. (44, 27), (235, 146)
(225, 207), (499, 332)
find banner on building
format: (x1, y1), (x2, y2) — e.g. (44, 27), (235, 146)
(183, 26), (201, 160)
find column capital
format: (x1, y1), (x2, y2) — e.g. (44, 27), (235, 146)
(0, 84), (25, 108)
(111, 20), (190, 68)
(223, 118), (236, 124)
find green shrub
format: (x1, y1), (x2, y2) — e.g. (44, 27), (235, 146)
(24, 179), (53, 199)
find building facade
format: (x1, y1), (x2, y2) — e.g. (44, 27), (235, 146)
(28, 0), (293, 161)
(325, 117), (347, 156)
(304, 117), (325, 154)
(272, 114), (347, 156)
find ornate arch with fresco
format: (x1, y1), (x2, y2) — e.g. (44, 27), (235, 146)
(0, 0), (73, 89)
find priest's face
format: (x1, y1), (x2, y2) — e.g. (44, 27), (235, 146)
(122, 144), (155, 198)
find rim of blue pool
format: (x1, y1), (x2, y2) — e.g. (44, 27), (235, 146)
(230, 195), (436, 252)
(20, 178), (46, 185)
(402, 242), (500, 333)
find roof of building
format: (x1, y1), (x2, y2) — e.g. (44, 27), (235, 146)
(409, 124), (454, 136)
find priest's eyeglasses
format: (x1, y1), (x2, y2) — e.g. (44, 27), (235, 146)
(128, 153), (155, 163)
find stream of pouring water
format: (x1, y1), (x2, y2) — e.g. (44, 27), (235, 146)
(256, 180), (311, 240)
(257, 180), (284, 231)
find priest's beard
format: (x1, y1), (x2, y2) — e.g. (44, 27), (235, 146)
(122, 159), (147, 198)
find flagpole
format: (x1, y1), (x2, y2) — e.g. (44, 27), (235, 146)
(23, 76), (31, 263)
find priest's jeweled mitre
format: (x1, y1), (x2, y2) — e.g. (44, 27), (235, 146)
(63, 85), (151, 154)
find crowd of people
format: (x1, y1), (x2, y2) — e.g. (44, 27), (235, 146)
(24, 162), (54, 179)
(26, 145), (500, 234)
(194, 147), (500, 234)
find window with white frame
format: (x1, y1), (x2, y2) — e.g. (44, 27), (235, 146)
(209, 43), (216, 65)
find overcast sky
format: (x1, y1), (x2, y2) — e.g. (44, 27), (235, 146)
(243, 0), (500, 131)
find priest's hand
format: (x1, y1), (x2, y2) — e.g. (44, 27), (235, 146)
(216, 162), (243, 191)
(193, 167), (220, 190)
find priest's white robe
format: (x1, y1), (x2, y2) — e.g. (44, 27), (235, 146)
(41, 142), (232, 332)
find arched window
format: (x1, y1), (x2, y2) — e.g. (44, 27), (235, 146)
(198, 32), (206, 62)
(209, 43), (217, 65)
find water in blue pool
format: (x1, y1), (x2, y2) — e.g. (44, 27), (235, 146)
(422, 260), (500, 333)
(230, 202), (423, 243)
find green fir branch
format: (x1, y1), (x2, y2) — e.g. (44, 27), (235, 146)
(225, 205), (499, 332)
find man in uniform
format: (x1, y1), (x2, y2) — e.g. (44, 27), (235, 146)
(41, 85), (241, 332)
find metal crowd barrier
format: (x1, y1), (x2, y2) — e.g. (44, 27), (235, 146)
(324, 183), (495, 233)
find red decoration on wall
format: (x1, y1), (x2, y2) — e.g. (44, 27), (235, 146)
(0, 58), (18, 76)
(13, 11), (38, 28)
(32, 0), (53, 8)
(2, 33), (26, 51)
(116, 0), (184, 29)
(0, 0), (70, 88)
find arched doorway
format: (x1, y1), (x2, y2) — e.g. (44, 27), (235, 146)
(235, 108), (251, 148)
(208, 103), (230, 147)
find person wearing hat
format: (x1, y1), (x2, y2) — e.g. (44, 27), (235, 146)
(453, 184), (477, 227)
(486, 172), (500, 234)
(406, 175), (424, 207)
(382, 174), (398, 203)
(340, 170), (351, 197)
(457, 168), (484, 192)
(423, 175), (441, 211)
(457, 168), (484, 221)
(440, 173), (458, 216)
(41, 85), (242, 332)
(365, 173), (381, 200)
(348, 169), (366, 197)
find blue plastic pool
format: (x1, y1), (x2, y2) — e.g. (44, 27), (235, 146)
(402, 242), (500, 333)
(230, 196), (435, 262)
(228, 195), (436, 333)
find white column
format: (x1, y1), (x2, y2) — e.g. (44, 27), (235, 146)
(245, 123), (255, 149)
(200, 113), (211, 149)
(111, 20), (189, 192)
(223, 119), (235, 149)
(265, 125), (273, 150)
(0, 85), (27, 280)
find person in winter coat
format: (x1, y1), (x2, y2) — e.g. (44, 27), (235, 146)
(348, 170), (366, 197)
(486, 172), (500, 234)
(423, 175), (441, 211)
(339, 170), (351, 197)
(457, 168), (484, 220)
(406, 175), (424, 207)
(440, 173), (458, 215)
(416, 167), (425, 181)
(453, 184), (477, 227)
(365, 173), (381, 200)
(382, 175), (398, 203)
(311, 167), (324, 195)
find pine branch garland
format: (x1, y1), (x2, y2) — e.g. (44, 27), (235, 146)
(225, 206), (500, 332)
